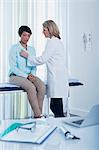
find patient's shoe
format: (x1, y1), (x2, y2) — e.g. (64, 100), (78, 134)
(34, 114), (46, 119)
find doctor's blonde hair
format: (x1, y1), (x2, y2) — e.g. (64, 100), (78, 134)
(42, 20), (61, 39)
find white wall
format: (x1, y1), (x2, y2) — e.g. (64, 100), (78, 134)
(68, 0), (99, 115)
(97, 0), (99, 102)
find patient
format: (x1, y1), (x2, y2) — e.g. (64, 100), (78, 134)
(9, 25), (45, 118)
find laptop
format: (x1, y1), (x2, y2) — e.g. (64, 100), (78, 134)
(63, 105), (99, 128)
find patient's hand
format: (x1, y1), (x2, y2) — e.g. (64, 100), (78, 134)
(27, 73), (36, 82)
(20, 50), (28, 58)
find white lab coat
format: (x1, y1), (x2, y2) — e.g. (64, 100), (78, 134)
(28, 37), (69, 98)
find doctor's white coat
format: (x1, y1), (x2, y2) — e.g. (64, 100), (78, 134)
(28, 37), (69, 98)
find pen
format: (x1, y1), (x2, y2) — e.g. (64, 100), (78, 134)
(59, 126), (80, 140)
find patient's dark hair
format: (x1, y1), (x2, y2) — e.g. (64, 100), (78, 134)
(18, 26), (32, 37)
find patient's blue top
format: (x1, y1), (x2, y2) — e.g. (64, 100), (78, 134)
(9, 42), (36, 78)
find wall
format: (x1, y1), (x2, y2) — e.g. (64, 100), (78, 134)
(68, 0), (99, 115)
(97, 0), (99, 103)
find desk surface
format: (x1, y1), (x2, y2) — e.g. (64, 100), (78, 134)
(0, 117), (98, 150)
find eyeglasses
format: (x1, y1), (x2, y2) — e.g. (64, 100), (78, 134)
(16, 121), (36, 133)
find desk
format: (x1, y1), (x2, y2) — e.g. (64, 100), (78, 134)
(0, 117), (98, 150)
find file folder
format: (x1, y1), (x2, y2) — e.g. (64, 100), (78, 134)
(0, 122), (57, 144)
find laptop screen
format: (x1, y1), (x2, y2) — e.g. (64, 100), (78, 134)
(72, 119), (84, 125)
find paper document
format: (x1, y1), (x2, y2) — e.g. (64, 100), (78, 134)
(0, 122), (57, 144)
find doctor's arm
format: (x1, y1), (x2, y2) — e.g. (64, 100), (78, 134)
(20, 50), (29, 58)
(20, 40), (54, 65)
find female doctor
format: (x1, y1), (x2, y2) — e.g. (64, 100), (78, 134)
(20, 20), (69, 117)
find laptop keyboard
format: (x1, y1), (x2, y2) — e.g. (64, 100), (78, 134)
(72, 119), (84, 125)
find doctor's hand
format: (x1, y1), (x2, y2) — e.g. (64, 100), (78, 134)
(20, 50), (29, 58)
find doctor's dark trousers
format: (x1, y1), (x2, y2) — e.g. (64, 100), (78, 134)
(50, 98), (65, 117)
